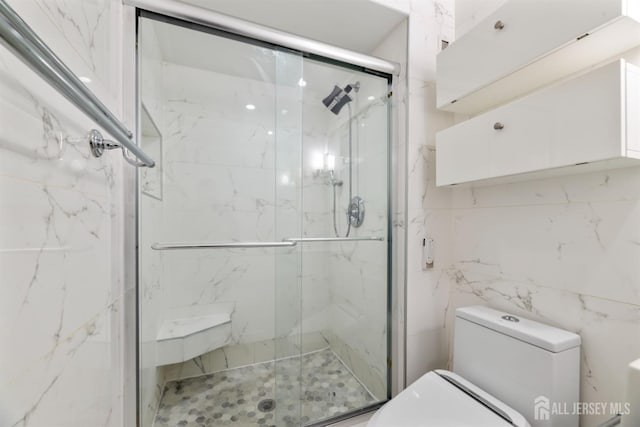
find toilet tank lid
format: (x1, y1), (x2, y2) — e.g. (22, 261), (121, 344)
(455, 306), (581, 353)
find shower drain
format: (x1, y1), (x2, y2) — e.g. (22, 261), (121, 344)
(258, 398), (276, 413)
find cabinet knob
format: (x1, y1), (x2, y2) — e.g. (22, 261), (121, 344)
(494, 20), (505, 30)
(493, 122), (504, 130)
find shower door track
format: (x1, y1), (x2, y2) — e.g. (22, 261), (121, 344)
(124, 0), (400, 76)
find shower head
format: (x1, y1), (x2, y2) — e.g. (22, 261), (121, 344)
(322, 82), (360, 115)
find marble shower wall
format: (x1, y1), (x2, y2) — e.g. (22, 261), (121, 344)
(323, 85), (391, 400)
(155, 60), (334, 347)
(0, 1), (128, 426)
(444, 2), (640, 426)
(447, 171), (640, 427)
(137, 44), (335, 389)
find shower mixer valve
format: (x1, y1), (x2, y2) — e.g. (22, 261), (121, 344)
(348, 196), (365, 228)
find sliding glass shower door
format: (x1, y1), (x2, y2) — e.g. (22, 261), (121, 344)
(137, 12), (390, 427)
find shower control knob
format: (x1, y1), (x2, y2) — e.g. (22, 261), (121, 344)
(348, 196), (365, 228)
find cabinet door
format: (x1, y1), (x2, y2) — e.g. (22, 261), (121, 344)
(627, 63), (640, 154)
(436, 60), (625, 186)
(437, 0), (621, 109)
(436, 119), (492, 186)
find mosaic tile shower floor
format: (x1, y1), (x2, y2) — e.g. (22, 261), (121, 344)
(153, 348), (376, 427)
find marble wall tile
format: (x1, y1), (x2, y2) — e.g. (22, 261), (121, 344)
(447, 269), (640, 427)
(324, 74), (391, 397)
(7, 0), (120, 106)
(447, 170), (640, 427)
(0, 1), (129, 426)
(452, 198), (640, 305)
(445, 3), (640, 425)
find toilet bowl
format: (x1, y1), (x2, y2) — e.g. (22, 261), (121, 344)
(368, 306), (581, 427)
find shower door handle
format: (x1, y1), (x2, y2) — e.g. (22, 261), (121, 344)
(151, 241), (297, 250)
(283, 236), (384, 243)
(151, 236), (385, 250)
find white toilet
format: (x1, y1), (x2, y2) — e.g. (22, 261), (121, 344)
(368, 306), (581, 427)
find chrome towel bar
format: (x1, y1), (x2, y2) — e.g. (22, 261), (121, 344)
(151, 236), (384, 250)
(0, 0), (155, 168)
(284, 236), (384, 243)
(151, 241), (297, 250)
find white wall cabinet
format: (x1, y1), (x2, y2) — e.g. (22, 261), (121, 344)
(436, 60), (640, 186)
(437, 0), (640, 114)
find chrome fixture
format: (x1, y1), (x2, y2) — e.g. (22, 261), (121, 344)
(0, 0), (155, 167)
(493, 122), (505, 130)
(321, 82), (366, 236)
(87, 129), (150, 167)
(151, 236), (385, 250)
(328, 169), (343, 187)
(284, 236), (383, 243)
(151, 241), (297, 250)
(348, 196), (365, 228)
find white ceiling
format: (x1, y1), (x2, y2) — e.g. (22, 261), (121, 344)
(178, 0), (407, 54)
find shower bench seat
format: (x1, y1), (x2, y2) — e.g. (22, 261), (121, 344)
(156, 309), (232, 366)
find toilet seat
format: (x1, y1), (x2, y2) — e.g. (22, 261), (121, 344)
(367, 370), (531, 427)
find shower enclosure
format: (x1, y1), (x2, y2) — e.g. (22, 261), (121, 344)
(137, 9), (392, 427)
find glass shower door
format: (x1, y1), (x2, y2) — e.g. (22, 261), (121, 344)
(137, 13), (389, 427)
(273, 49), (304, 427)
(294, 58), (390, 425)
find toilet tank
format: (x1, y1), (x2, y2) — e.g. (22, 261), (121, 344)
(453, 306), (581, 427)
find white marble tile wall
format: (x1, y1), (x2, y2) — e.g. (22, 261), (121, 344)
(371, 0), (456, 386)
(441, 2), (640, 426)
(0, 0), (128, 426)
(156, 61), (327, 347)
(136, 52), (337, 401)
(447, 170), (640, 427)
(324, 88), (391, 399)
(157, 62), (280, 340)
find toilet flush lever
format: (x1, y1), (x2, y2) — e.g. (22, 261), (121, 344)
(501, 315), (520, 323)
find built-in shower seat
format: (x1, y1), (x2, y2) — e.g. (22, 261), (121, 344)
(156, 305), (233, 366)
